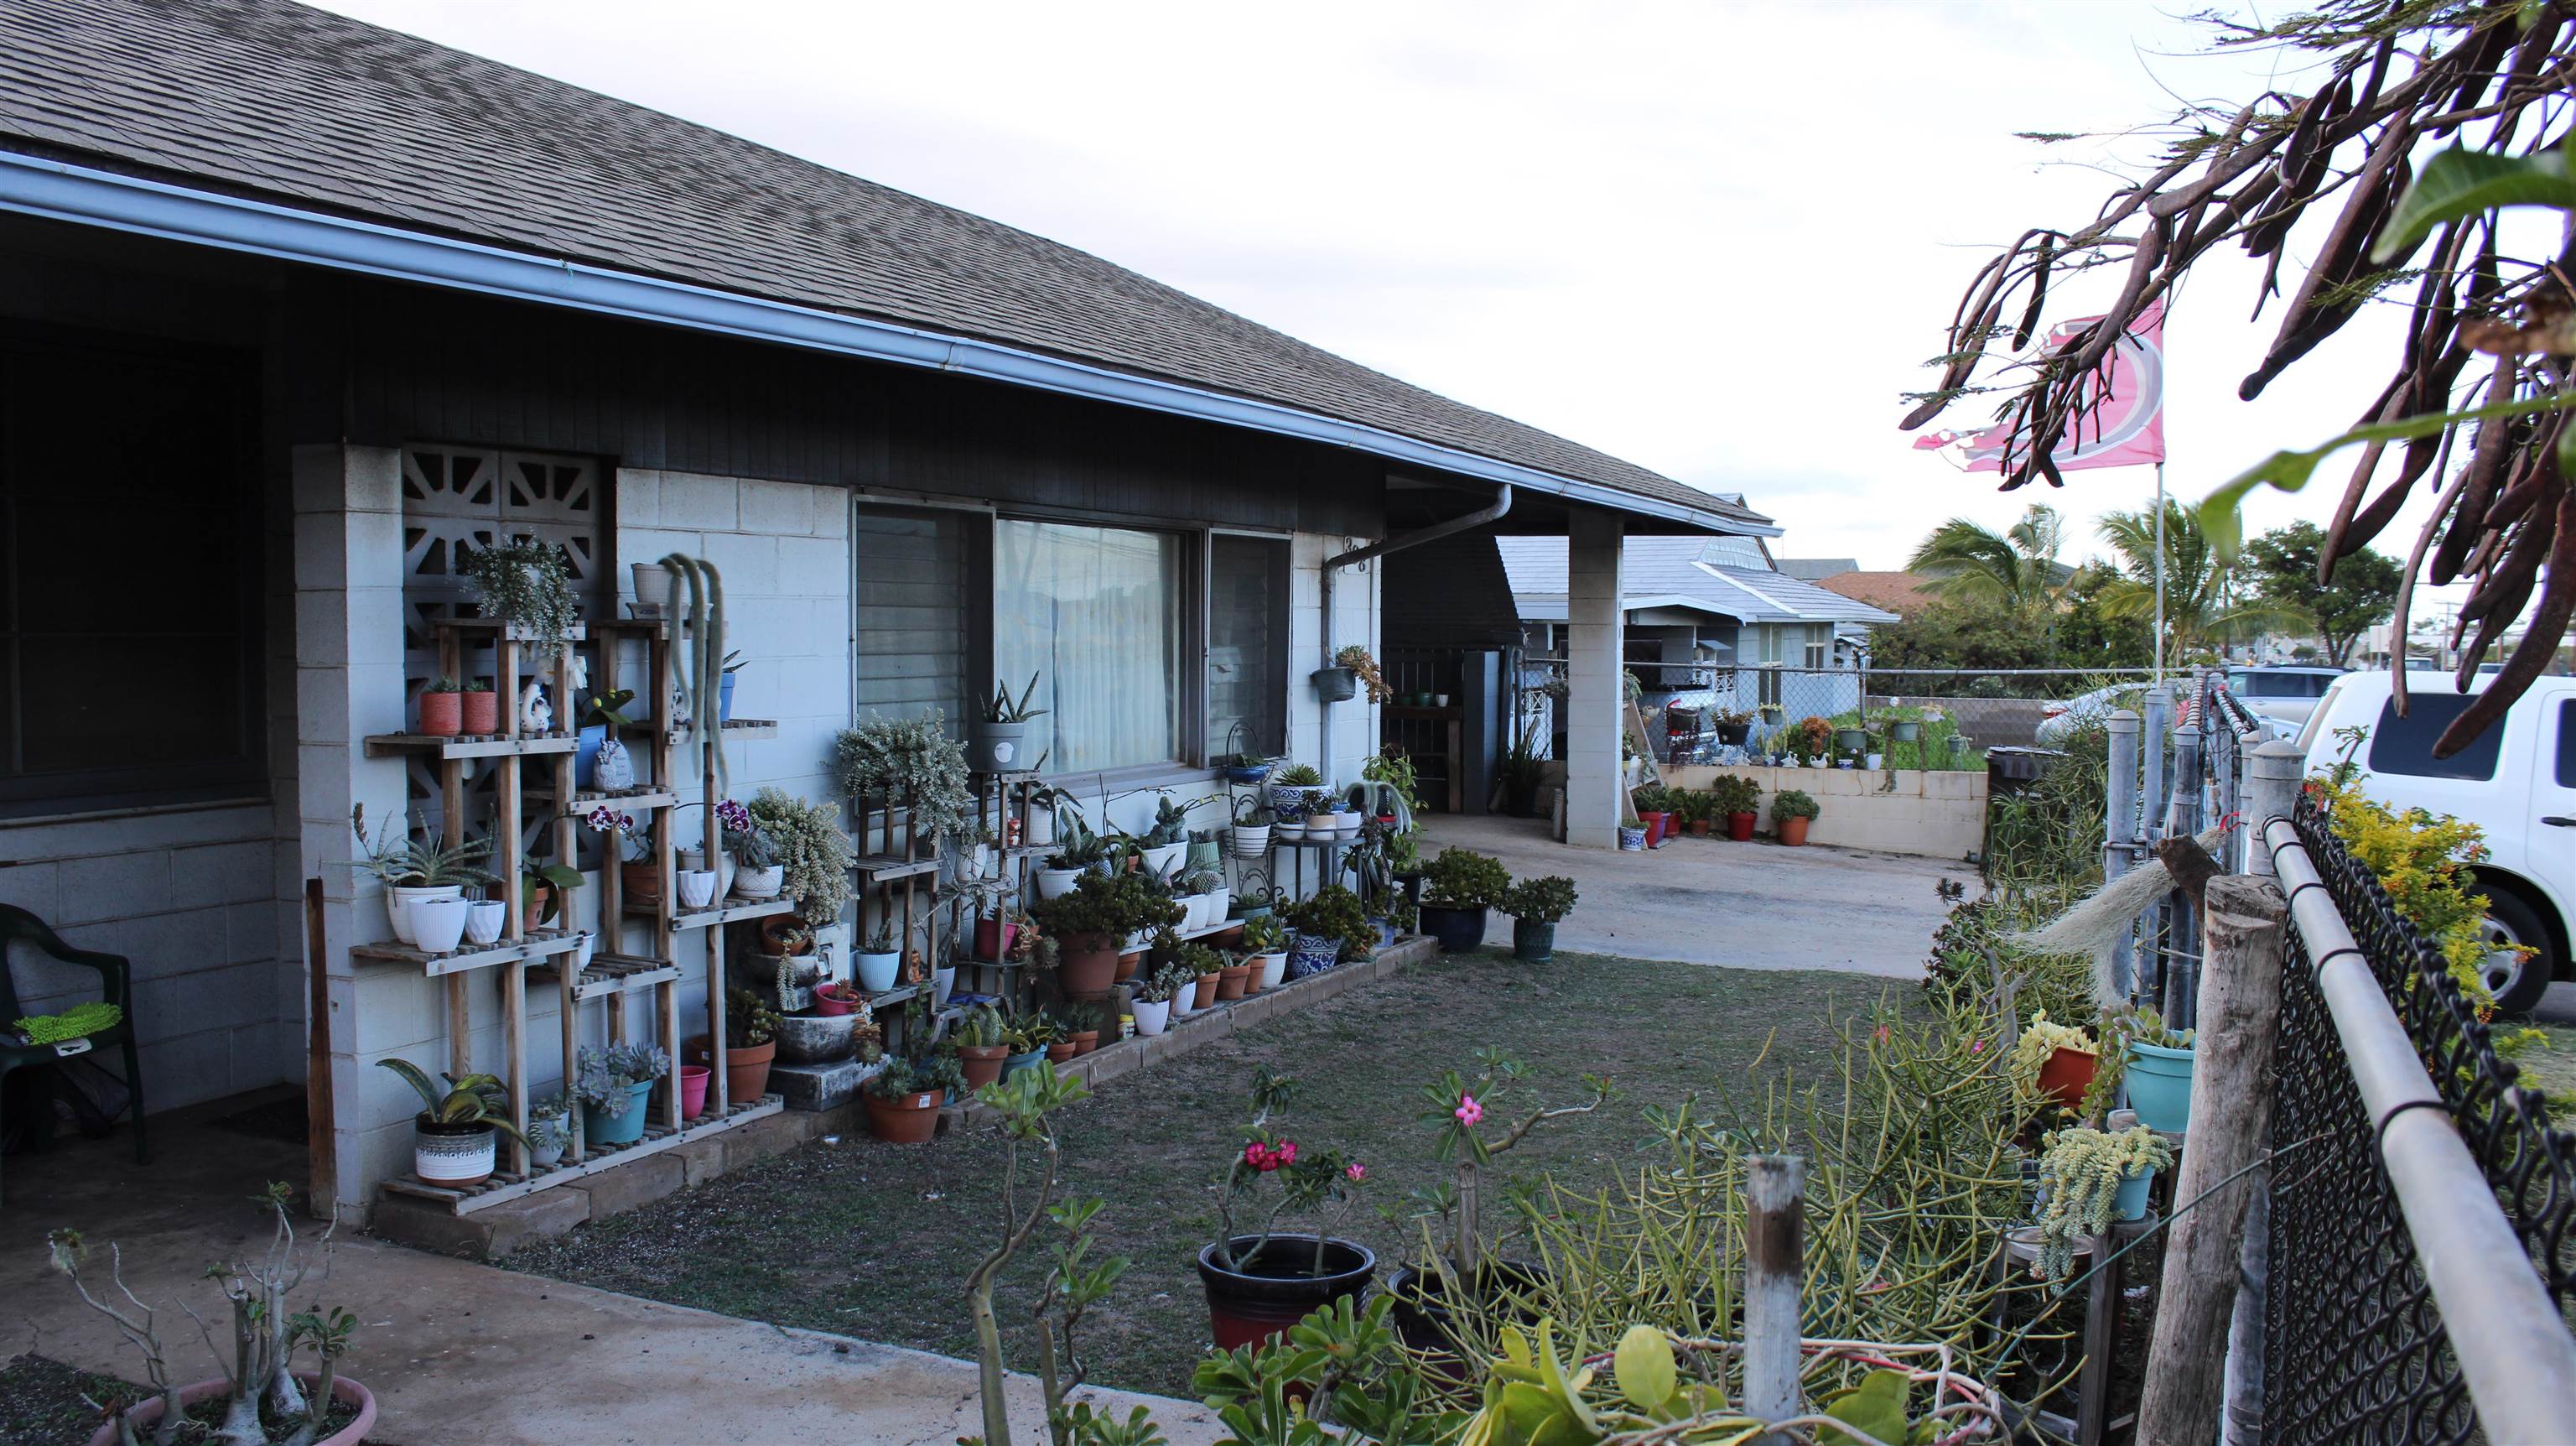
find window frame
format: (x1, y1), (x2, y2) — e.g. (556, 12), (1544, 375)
(1207, 528), (1291, 766)
(990, 512), (1213, 784)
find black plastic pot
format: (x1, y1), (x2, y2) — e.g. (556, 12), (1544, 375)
(1419, 902), (1487, 953)
(1383, 1260), (1545, 1369)
(1312, 667), (1358, 703)
(1715, 721), (1750, 745)
(1197, 1235), (1376, 1350)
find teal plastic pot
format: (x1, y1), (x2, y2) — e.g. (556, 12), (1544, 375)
(583, 1080), (653, 1147)
(2113, 1164), (2155, 1221)
(1003, 1048), (1046, 1077)
(2126, 1041), (2195, 1132)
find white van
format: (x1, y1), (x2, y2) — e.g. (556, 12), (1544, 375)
(2294, 670), (2574, 1013)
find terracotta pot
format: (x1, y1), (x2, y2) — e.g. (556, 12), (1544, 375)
(2038, 1045), (2098, 1111)
(1727, 811), (1757, 842)
(1217, 963), (1251, 1001)
(520, 884), (553, 933)
(1057, 933), (1119, 994)
(418, 690), (462, 736)
(959, 1043), (1010, 1089)
(1687, 819), (1711, 837)
(460, 688), (501, 735)
(1115, 949), (1145, 982)
(621, 860), (662, 902)
(684, 1036), (775, 1105)
(1046, 1041), (1078, 1063)
(1778, 816), (1811, 846)
(1067, 1028), (1101, 1057)
(865, 1090), (941, 1144)
(91, 1371), (376, 1446)
(1193, 971), (1223, 1009)
(758, 914), (813, 954)
(1197, 1235), (1376, 1352)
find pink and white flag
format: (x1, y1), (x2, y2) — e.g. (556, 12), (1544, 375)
(1914, 301), (2167, 472)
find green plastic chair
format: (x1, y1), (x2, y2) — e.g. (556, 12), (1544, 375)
(0, 903), (147, 1195)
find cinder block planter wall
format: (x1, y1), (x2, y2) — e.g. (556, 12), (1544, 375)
(1663, 765), (1987, 860)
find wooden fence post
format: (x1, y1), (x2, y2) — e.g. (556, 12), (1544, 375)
(2137, 873), (2287, 1445)
(1745, 1154), (1805, 1443)
(2218, 739), (2303, 1443)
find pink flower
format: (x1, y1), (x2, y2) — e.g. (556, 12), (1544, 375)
(1969, 1038), (1987, 1054)
(1455, 1094), (1484, 1127)
(1346, 1163), (1367, 1183)
(1274, 1140), (1297, 1167)
(1242, 1142), (1271, 1172)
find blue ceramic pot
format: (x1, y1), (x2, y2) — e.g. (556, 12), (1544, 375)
(583, 1079), (652, 1147)
(2112, 1163), (2155, 1221)
(1288, 931), (1341, 979)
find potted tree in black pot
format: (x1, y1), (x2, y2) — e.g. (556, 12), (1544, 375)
(1195, 1068), (1374, 1352)
(1499, 876), (1578, 963)
(1416, 847), (1510, 953)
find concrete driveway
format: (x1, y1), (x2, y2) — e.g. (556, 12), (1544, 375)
(1420, 814), (1961, 980)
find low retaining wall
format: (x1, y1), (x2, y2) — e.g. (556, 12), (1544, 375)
(1663, 764), (1986, 860)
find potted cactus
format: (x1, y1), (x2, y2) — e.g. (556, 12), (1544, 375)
(955, 1003), (1012, 1090)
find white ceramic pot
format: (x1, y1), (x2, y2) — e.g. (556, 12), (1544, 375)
(1205, 887), (1231, 923)
(735, 865), (784, 899)
(572, 931), (596, 971)
(413, 1120), (496, 1186)
(679, 850), (735, 900)
(1230, 824), (1271, 857)
(1867, 753), (1884, 771)
(1131, 996), (1171, 1036)
(408, 897), (472, 954)
(678, 870), (719, 909)
(1140, 842), (1187, 881)
(530, 1138), (567, 1170)
(1036, 867), (1081, 900)
(1170, 985), (1196, 1018)
(385, 884), (464, 944)
(630, 562), (670, 616)
(1252, 951), (1288, 991)
(1172, 895), (1201, 932)
(855, 949), (901, 992)
(932, 965), (957, 1006)
(463, 900), (506, 945)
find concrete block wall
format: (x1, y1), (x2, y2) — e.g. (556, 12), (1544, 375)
(1664, 763), (1989, 859)
(1285, 532), (1383, 797)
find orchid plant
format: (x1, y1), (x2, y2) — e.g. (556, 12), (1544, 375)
(1212, 1067), (1368, 1281)
(586, 804), (653, 864)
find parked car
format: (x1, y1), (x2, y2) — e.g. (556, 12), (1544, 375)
(2296, 670), (2574, 1013)
(2225, 664), (2344, 733)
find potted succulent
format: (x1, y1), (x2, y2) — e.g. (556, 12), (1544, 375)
(1711, 706), (1753, 746)
(1311, 642), (1392, 705)
(744, 788), (852, 927)
(525, 1095), (573, 1169)
(2032, 1124), (2176, 1279)
(854, 923), (902, 992)
(834, 710), (977, 850)
(458, 678), (500, 737)
(1709, 774), (1762, 841)
(1002, 1017), (1055, 1076)
(376, 1060), (527, 1186)
(1136, 796), (1195, 880)
(1228, 795), (1275, 860)
(1057, 1000), (1107, 1055)
(684, 988), (779, 1105)
(1171, 941), (1227, 1011)
(2011, 1010), (2100, 1111)
(969, 672), (1048, 772)
(574, 1042), (671, 1147)
(1499, 876), (1578, 963)
(2110, 1004), (2196, 1132)
(1417, 847), (1509, 953)
(864, 1058), (943, 1143)
(813, 979), (867, 1016)
(1770, 788), (1820, 845)
(52, 1188), (376, 1446)
(727, 818), (783, 901)
(332, 805), (492, 947)
(953, 1003), (1013, 1090)
(1281, 884), (1373, 976)
(1196, 1069), (1374, 1350)
(1031, 870), (1184, 995)
(1217, 949), (1254, 1001)
(461, 536), (580, 653)
(418, 676), (464, 736)
(1267, 762), (1328, 821)
(1130, 961), (1187, 1036)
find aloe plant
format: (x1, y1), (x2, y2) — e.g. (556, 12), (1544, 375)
(375, 1059), (529, 1146)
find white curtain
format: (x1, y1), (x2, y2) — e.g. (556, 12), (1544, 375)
(995, 520), (1183, 772)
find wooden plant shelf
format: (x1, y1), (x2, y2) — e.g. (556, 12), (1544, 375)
(433, 618), (589, 643)
(364, 731), (579, 760)
(641, 718), (780, 741)
(379, 1095), (783, 1215)
(527, 952), (680, 1002)
(626, 895), (798, 931)
(531, 787), (682, 812)
(849, 853), (940, 882)
(351, 928), (588, 978)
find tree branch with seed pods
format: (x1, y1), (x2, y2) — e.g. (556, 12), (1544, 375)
(1905, 0), (2576, 755)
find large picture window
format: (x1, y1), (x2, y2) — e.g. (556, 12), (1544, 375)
(995, 520), (1187, 773)
(0, 326), (264, 817)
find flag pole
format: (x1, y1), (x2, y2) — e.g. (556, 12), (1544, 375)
(2153, 460), (2167, 686)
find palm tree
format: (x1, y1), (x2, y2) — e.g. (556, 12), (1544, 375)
(2096, 501), (2309, 664)
(1905, 504), (2068, 612)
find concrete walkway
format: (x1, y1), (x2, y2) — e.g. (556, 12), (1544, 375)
(1420, 814), (1959, 979)
(2, 1092), (1220, 1445)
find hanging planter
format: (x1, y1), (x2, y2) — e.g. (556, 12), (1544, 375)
(1311, 667), (1358, 703)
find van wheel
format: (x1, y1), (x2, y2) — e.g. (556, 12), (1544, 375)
(2476, 889), (2556, 1016)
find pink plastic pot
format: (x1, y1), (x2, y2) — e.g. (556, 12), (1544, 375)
(679, 1064), (712, 1121)
(90, 1372), (375, 1446)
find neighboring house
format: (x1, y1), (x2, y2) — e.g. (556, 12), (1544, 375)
(0, 0), (1761, 1218)
(1498, 534), (1899, 733)
(1817, 570), (1940, 619)
(1774, 557), (1860, 583)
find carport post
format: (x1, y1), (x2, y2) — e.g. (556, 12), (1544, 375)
(1563, 509), (1626, 848)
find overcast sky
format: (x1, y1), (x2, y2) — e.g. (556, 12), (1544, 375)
(315, 0), (2440, 585)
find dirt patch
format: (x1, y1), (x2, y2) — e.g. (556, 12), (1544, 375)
(2, 1355), (144, 1446)
(504, 948), (1894, 1396)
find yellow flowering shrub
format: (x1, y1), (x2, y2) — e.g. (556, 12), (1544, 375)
(2309, 772), (2506, 1015)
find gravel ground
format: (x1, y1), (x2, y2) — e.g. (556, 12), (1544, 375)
(1, 1355), (144, 1446)
(505, 947), (1894, 1397)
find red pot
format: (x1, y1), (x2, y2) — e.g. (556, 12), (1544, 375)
(418, 691), (462, 736)
(460, 688), (500, 735)
(678, 1064), (711, 1121)
(1646, 811), (1672, 845)
(866, 1090), (941, 1143)
(960, 1043), (1009, 1089)
(1778, 816), (1810, 846)
(1057, 933), (1119, 994)
(813, 983), (864, 1017)
(1727, 811), (1757, 842)
(91, 1372), (375, 1446)
(2038, 1046), (2097, 1111)
(974, 918), (1018, 960)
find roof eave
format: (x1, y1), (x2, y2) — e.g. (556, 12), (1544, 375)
(0, 149), (1778, 537)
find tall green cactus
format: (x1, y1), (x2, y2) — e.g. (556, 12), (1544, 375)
(659, 554), (728, 794)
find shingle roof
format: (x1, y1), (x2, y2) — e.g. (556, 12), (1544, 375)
(1815, 571), (1939, 616)
(1494, 537), (1899, 626)
(0, 0), (1766, 531)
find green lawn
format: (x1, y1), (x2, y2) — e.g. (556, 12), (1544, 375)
(504, 949), (1888, 1397)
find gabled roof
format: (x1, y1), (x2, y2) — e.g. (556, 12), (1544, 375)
(0, 0), (1769, 534)
(1774, 557), (1861, 581)
(1495, 537), (1901, 627)
(1815, 570), (1939, 616)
